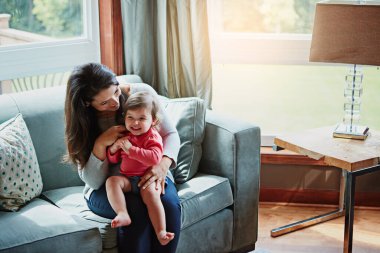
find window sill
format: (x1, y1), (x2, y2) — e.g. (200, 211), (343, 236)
(260, 147), (327, 166)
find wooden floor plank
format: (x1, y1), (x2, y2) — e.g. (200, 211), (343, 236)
(253, 203), (380, 253)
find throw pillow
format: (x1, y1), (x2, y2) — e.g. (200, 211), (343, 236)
(0, 114), (43, 211)
(161, 97), (206, 183)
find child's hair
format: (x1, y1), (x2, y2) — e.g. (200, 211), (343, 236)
(124, 91), (162, 127)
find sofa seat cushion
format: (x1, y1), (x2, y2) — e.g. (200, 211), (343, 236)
(177, 173), (233, 229)
(0, 198), (101, 253)
(42, 186), (117, 250)
(42, 176), (233, 248)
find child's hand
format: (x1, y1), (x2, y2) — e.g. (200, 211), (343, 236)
(109, 142), (121, 154)
(120, 139), (133, 154)
(112, 137), (132, 154)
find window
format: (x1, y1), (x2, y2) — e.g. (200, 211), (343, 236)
(208, 0), (380, 145)
(0, 0), (99, 88)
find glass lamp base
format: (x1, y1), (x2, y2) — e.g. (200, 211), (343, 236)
(333, 123), (369, 140)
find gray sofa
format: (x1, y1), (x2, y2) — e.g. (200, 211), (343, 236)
(0, 75), (260, 253)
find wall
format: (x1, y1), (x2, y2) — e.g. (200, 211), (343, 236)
(260, 155), (380, 207)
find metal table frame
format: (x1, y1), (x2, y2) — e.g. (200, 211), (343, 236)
(271, 164), (380, 253)
(343, 164), (380, 252)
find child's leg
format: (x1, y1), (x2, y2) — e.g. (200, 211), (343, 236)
(140, 182), (175, 246)
(105, 175), (132, 228)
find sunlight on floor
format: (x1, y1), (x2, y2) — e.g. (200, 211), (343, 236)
(255, 203), (380, 253)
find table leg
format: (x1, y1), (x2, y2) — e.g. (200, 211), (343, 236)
(343, 172), (355, 253)
(270, 171), (346, 237)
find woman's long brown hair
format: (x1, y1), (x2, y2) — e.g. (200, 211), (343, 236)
(64, 63), (124, 168)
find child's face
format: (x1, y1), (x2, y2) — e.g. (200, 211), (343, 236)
(125, 107), (154, 136)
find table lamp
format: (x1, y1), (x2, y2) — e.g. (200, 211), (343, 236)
(309, 0), (380, 140)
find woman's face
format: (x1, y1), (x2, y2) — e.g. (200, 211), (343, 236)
(90, 85), (121, 112)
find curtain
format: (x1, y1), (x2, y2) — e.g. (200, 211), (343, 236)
(121, 0), (212, 108)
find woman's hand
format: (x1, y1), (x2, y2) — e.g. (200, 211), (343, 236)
(93, 125), (126, 160)
(116, 78), (131, 96)
(138, 156), (172, 194)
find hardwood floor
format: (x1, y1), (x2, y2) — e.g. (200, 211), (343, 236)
(253, 203), (380, 253)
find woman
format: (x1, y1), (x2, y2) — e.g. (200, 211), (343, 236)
(64, 62), (181, 253)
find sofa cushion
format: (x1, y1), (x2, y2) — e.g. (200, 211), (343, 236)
(0, 198), (101, 253)
(42, 186), (117, 250)
(0, 114), (43, 211)
(42, 175), (233, 249)
(8, 86), (83, 191)
(177, 173), (233, 229)
(161, 97), (206, 183)
(116, 74), (143, 84)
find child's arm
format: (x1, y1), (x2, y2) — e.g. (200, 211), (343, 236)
(107, 141), (123, 164)
(127, 138), (163, 166)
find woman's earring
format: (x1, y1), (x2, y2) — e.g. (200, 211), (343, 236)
(85, 102), (90, 107)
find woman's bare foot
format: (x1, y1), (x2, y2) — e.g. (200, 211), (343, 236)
(111, 212), (131, 228)
(157, 230), (175, 245)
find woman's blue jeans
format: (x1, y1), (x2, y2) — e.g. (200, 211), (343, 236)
(86, 178), (181, 253)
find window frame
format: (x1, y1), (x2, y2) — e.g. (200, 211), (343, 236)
(0, 0), (100, 81)
(207, 0), (316, 145)
(207, 0), (313, 65)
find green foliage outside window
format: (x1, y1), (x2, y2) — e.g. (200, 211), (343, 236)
(0, 0), (82, 38)
(222, 0), (320, 34)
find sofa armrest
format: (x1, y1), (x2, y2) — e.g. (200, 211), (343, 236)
(198, 109), (260, 252)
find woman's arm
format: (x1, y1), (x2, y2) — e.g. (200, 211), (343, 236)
(78, 153), (109, 190)
(156, 106), (181, 168)
(78, 125), (126, 190)
(93, 125), (126, 160)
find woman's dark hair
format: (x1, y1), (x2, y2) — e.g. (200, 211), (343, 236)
(64, 62), (124, 168)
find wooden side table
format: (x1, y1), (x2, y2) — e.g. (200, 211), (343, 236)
(270, 126), (380, 253)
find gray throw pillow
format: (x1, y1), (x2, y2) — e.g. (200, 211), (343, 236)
(0, 114), (43, 211)
(162, 97), (206, 183)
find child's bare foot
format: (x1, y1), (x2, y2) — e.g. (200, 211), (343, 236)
(111, 212), (131, 228)
(157, 230), (175, 245)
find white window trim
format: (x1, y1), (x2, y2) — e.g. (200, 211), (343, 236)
(0, 0), (100, 80)
(210, 32), (312, 65)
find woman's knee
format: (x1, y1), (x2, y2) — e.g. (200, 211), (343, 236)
(161, 180), (180, 209)
(160, 180), (181, 228)
(86, 185), (116, 219)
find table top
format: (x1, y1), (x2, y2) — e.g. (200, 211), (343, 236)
(274, 126), (380, 172)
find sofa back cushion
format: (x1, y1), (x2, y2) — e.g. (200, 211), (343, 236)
(0, 86), (83, 191)
(0, 114), (43, 211)
(161, 97), (206, 183)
